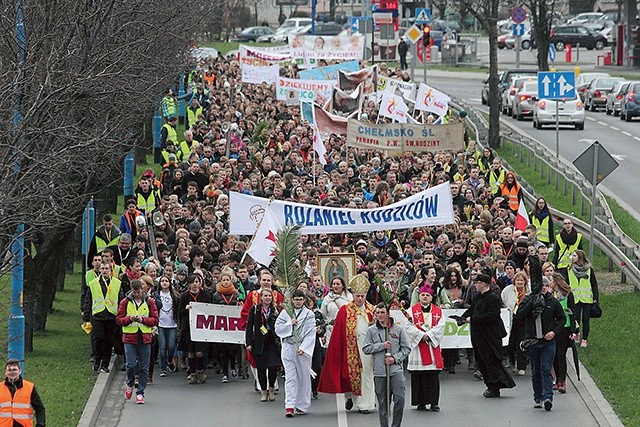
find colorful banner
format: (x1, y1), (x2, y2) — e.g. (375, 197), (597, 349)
(314, 103), (348, 136)
(187, 302), (510, 348)
(330, 83), (362, 117)
(276, 77), (335, 105)
(391, 308), (512, 348)
(346, 120), (465, 152)
(379, 92), (410, 123)
(289, 34), (364, 61)
(338, 66), (377, 94)
(239, 45), (291, 67)
(241, 64), (280, 85)
(230, 182), (455, 235)
(189, 303), (244, 344)
(299, 61), (360, 80)
(415, 83), (451, 116)
(378, 75), (416, 100)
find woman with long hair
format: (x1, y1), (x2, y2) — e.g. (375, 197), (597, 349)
(530, 197), (554, 248)
(245, 288), (282, 402)
(156, 275), (180, 376)
(566, 250), (599, 348)
(441, 267), (466, 373)
(551, 272), (577, 393)
(320, 276), (353, 339)
(501, 271), (530, 376)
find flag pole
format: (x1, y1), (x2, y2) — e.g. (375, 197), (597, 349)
(312, 149), (316, 186)
(240, 199), (273, 264)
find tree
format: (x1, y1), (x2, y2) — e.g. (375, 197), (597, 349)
(454, 0), (501, 148)
(0, 0), (214, 352)
(523, 0), (553, 71)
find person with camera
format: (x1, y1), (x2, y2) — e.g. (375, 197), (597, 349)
(514, 270), (566, 411)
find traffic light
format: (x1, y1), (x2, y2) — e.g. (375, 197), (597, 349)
(423, 25), (431, 46)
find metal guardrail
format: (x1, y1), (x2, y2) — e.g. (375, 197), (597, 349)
(452, 97), (640, 291)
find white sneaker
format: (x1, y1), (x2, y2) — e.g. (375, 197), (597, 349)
(222, 375), (229, 383)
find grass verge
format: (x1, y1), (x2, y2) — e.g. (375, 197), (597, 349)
(604, 195), (640, 244)
(0, 268), (94, 427)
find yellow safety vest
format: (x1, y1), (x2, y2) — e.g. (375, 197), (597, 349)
(85, 269), (98, 285)
(488, 169), (506, 193)
(186, 106), (203, 128)
(136, 190), (158, 214)
(95, 233), (120, 253)
(555, 233), (582, 269)
(568, 269), (593, 304)
(531, 216), (550, 244)
(0, 380), (34, 427)
(162, 123), (178, 145)
(179, 140), (195, 158)
(121, 299), (152, 334)
(88, 277), (121, 315)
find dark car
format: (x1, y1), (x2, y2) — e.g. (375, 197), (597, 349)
(550, 25), (607, 51)
(584, 77), (625, 111)
(620, 81), (640, 121)
(232, 26), (275, 42)
(314, 22), (343, 36)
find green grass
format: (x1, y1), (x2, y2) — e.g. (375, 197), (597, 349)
(580, 292), (640, 426)
(0, 268), (94, 427)
(605, 195), (640, 245)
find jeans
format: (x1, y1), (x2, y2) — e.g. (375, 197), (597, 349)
(157, 327), (177, 371)
(528, 340), (556, 402)
(125, 341), (151, 396)
(574, 302), (592, 340)
(374, 372), (406, 427)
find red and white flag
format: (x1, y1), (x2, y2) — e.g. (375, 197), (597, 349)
(246, 208), (281, 266)
(514, 199), (530, 231)
(312, 109), (328, 165)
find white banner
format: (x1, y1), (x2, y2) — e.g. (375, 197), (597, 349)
(391, 308), (512, 349)
(187, 303), (511, 348)
(189, 303), (244, 344)
(378, 75), (416, 100)
(241, 64), (280, 85)
(239, 45), (291, 67)
(230, 182), (455, 235)
(415, 83), (451, 116)
(379, 92), (410, 123)
(289, 34), (364, 61)
(276, 77), (335, 104)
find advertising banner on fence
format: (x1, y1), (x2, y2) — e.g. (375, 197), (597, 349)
(241, 64), (280, 85)
(346, 119), (465, 152)
(289, 34), (364, 61)
(229, 181), (454, 235)
(188, 303), (510, 348)
(299, 61), (359, 80)
(276, 77), (335, 104)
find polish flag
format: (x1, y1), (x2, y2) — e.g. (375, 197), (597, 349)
(514, 199), (530, 231)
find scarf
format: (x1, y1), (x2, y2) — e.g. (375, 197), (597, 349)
(560, 227), (579, 246)
(534, 208), (549, 220)
(571, 262), (591, 279)
(126, 269), (141, 281)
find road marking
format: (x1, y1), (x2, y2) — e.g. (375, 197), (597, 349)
(586, 117), (596, 121)
(622, 131), (632, 136)
(634, 137), (640, 142)
(337, 394), (348, 427)
(612, 154), (626, 161)
(597, 121), (607, 126)
(610, 126), (619, 131)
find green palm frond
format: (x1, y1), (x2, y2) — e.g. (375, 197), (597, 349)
(272, 224), (307, 315)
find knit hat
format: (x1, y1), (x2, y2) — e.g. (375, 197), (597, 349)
(176, 264), (188, 276)
(505, 260), (517, 269)
(216, 280), (236, 295)
(474, 274), (491, 284)
(516, 238), (528, 248)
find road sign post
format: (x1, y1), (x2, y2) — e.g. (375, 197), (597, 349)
(538, 71), (576, 158)
(573, 141), (619, 258)
(512, 23), (525, 69)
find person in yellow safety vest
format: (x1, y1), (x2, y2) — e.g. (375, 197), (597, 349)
(161, 116), (178, 150)
(1, 358), (46, 427)
(186, 97), (203, 130)
(161, 144), (183, 165)
(566, 250), (599, 348)
(179, 130), (196, 159)
(498, 171), (522, 214)
(529, 197), (554, 248)
(474, 146), (494, 173)
(552, 219), (583, 273)
(160, 89), (177, 120)
(486, 158), (507, 194)
(116, 279), (159, 405)
(135, 176), (160, 215)
(82, 262), (123, 373)
(87, 214), (121, 268)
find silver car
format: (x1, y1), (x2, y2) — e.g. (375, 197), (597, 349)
(502, 76), (537, 116)
(533, 97), (585, 130)
(605, 81), (630, 116)
(512, 81), (538, 120)
(584, 77), (625, 111)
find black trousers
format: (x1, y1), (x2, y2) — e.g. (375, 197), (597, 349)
(92, 318), (116, 368)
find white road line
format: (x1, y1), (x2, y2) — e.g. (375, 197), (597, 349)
(586, 117), (596, 121)
(634, 137), (640, 142)
(597, 121), (607, 126)
(622, 131), (632, 136)
(337, 393), (348, 427)
(610, 126), (619, 131)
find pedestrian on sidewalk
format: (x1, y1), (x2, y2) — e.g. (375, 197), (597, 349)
(116, 279), (159, 404)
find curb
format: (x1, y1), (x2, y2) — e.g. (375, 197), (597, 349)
(77, 356), (122, 427)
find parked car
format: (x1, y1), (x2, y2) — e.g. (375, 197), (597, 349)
(505, 30), (533, 49)
(502, 76), (537, 116)
(512, 81), (539, 120)
(271, 24), (313, 42)
(575, 72), (611, 100)
(620, 81), (640, 121)
(533, 96), (585, 129)
(550, 25), (607, 51)
(431, 19), (461, 33)
(257, 18), (312, 42)
(605, 81), (631, 116)
(232, 26), (275, 42)
(567, 12), (608, 25)
(497, 33), (509, 49)
(584, 77), (625, 111)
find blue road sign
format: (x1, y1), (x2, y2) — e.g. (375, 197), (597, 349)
(512, 23), (525, 36)
(415, 8), (431, 24)
(511, 6), (527, 24)
(538, 71), (575, 99)
(351, 16), (373, 32)
(548, 44), (556, 62)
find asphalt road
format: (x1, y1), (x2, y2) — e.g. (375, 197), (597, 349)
(426, 71), (640, 217)
(99, 359), (598, 427)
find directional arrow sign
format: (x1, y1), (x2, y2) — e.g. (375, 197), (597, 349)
(512, 23), (525, 36)
(537, 71), (575, 99)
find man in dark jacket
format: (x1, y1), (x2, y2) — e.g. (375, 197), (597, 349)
(514, 272), (566, 411)
(398, 38), (409, 70)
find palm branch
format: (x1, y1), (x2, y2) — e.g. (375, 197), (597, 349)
(272, 224), (307, 316)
